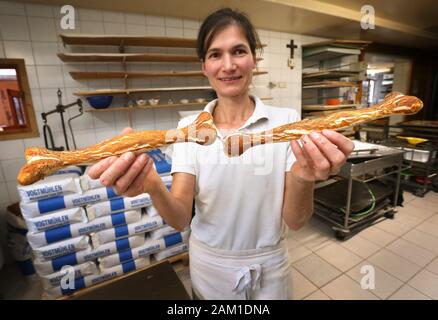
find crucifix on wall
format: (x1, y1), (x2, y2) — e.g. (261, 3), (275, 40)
(286, 39), (298, 69)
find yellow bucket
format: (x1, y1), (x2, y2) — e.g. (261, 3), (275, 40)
(396, 136), (429, 145)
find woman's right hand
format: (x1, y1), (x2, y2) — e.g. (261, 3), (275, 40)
(87, 127), (162, 197)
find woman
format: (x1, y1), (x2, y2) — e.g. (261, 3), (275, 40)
(89, 8), (354, 299)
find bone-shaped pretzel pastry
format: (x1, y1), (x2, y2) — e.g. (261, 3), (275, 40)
(17, 112), (217, 185)
(223, 92), (423, 157)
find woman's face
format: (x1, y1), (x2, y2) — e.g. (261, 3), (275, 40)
(202, 24), (256, 100)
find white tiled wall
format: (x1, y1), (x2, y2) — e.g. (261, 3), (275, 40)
(0, 0), (304, 257)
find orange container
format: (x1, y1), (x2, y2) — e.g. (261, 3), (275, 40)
(326, 98), (341, 105)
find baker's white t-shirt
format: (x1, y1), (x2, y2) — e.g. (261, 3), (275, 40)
(170, 96), (300, 251)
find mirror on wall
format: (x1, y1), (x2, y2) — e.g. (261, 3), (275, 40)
(0, 58), (39, 141)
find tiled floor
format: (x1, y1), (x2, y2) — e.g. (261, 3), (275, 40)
(1, 191), (437, 300)
(288, 191), (438, 300)
(288, 192), (438, 299)
(174, 191), (438, 300)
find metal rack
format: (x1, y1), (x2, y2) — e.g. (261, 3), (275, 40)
(381, 139), (438, 197)
(314, 141), (404, 240)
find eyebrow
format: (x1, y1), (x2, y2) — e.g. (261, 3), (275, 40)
(206, 43), (249, 55)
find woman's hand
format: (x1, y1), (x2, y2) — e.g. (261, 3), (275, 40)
(290, 130), (354, 183)
(87, 127), (161, 197)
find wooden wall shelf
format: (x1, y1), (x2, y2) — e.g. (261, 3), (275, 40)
(302, 40), (372, 49)
(60, 34), (266, 49)
(302, 81), (358, 89)
(303, 70), (359, 80)
(302, 103), (361, 111)
(58, 53), (263, 64)
(58, 53), (200, 63)
(74, 86), (215, 96)
(85, 97), (273, 113)
(59, 34), (270, 128)
(61, 34), (197, 48)
(70, 70), (268, 80)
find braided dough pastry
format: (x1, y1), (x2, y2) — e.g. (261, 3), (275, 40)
(224, 92), (423, 156)
(17, 112), (217, 185)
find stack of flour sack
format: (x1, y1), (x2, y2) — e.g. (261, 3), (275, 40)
(17, 149), (189, 298)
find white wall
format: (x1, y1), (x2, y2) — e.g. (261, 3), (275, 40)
(0, 1), (303, 258)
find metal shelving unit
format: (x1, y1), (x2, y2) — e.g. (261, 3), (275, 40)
(301, 40), (370, 138)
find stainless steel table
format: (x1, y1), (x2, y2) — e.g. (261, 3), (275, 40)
(314, 140), (404, 240)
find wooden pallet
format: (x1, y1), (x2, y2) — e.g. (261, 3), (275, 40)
(44, 252), (189, 300)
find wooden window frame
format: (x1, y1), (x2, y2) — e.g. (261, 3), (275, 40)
(0, 58), (39, 141)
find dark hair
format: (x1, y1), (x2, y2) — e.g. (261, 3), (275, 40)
(197, 8), (262, 61)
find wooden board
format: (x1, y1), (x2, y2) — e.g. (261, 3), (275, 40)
(302, 103), (360, 111)
(60, 34), (266, 49)
(70, 70), (268, 80)
(303, 70), (359, 80)
(58, 53), (200, 63)
(85, 97), (273, 112)
(302, 47), (361, 61)
(60, 34), (197, 48)
(75, 86), (215, 96)
(59, 53), (263, 64)
(302, 39), (372, 49)
(303, 81), (358, 89)
(75, 85), (267, 97)
(85, 106), (134, 112)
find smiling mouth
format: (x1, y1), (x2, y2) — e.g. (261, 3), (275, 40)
(218, 75), (243, 82)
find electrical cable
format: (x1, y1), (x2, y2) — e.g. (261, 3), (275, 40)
(340, 183), (376, 217)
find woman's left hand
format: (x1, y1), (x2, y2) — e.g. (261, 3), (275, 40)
(290, 130), (355, 183)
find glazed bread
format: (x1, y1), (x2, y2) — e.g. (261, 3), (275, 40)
(224, 92), (423, 156)
(17, 112), (217, 185)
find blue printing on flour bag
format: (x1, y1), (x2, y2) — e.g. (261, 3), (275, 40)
(116, 232), (182, 264)
(111, 212), (127, 226)
(45, 225), (72, 244)
(146, 149), (171, 175)
(110, 197), (124, 212)
(106, 187), (117, 198)
(42, 211), (130, 244)
(118, 249), (133, 262)
(122, 260), (136, 273)
(51, 252), (78, 271)
(36, 187), (117, 214)
(115, 224), (129, 238)
(115, 238), (131, 252)
(49, 237), (142, 273)
(163, 232), (183, 247)
(38, 195), (66, 214)
(108, 195), (152, 213)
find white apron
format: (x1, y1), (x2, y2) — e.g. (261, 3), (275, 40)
(189, 235), (292, 300)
